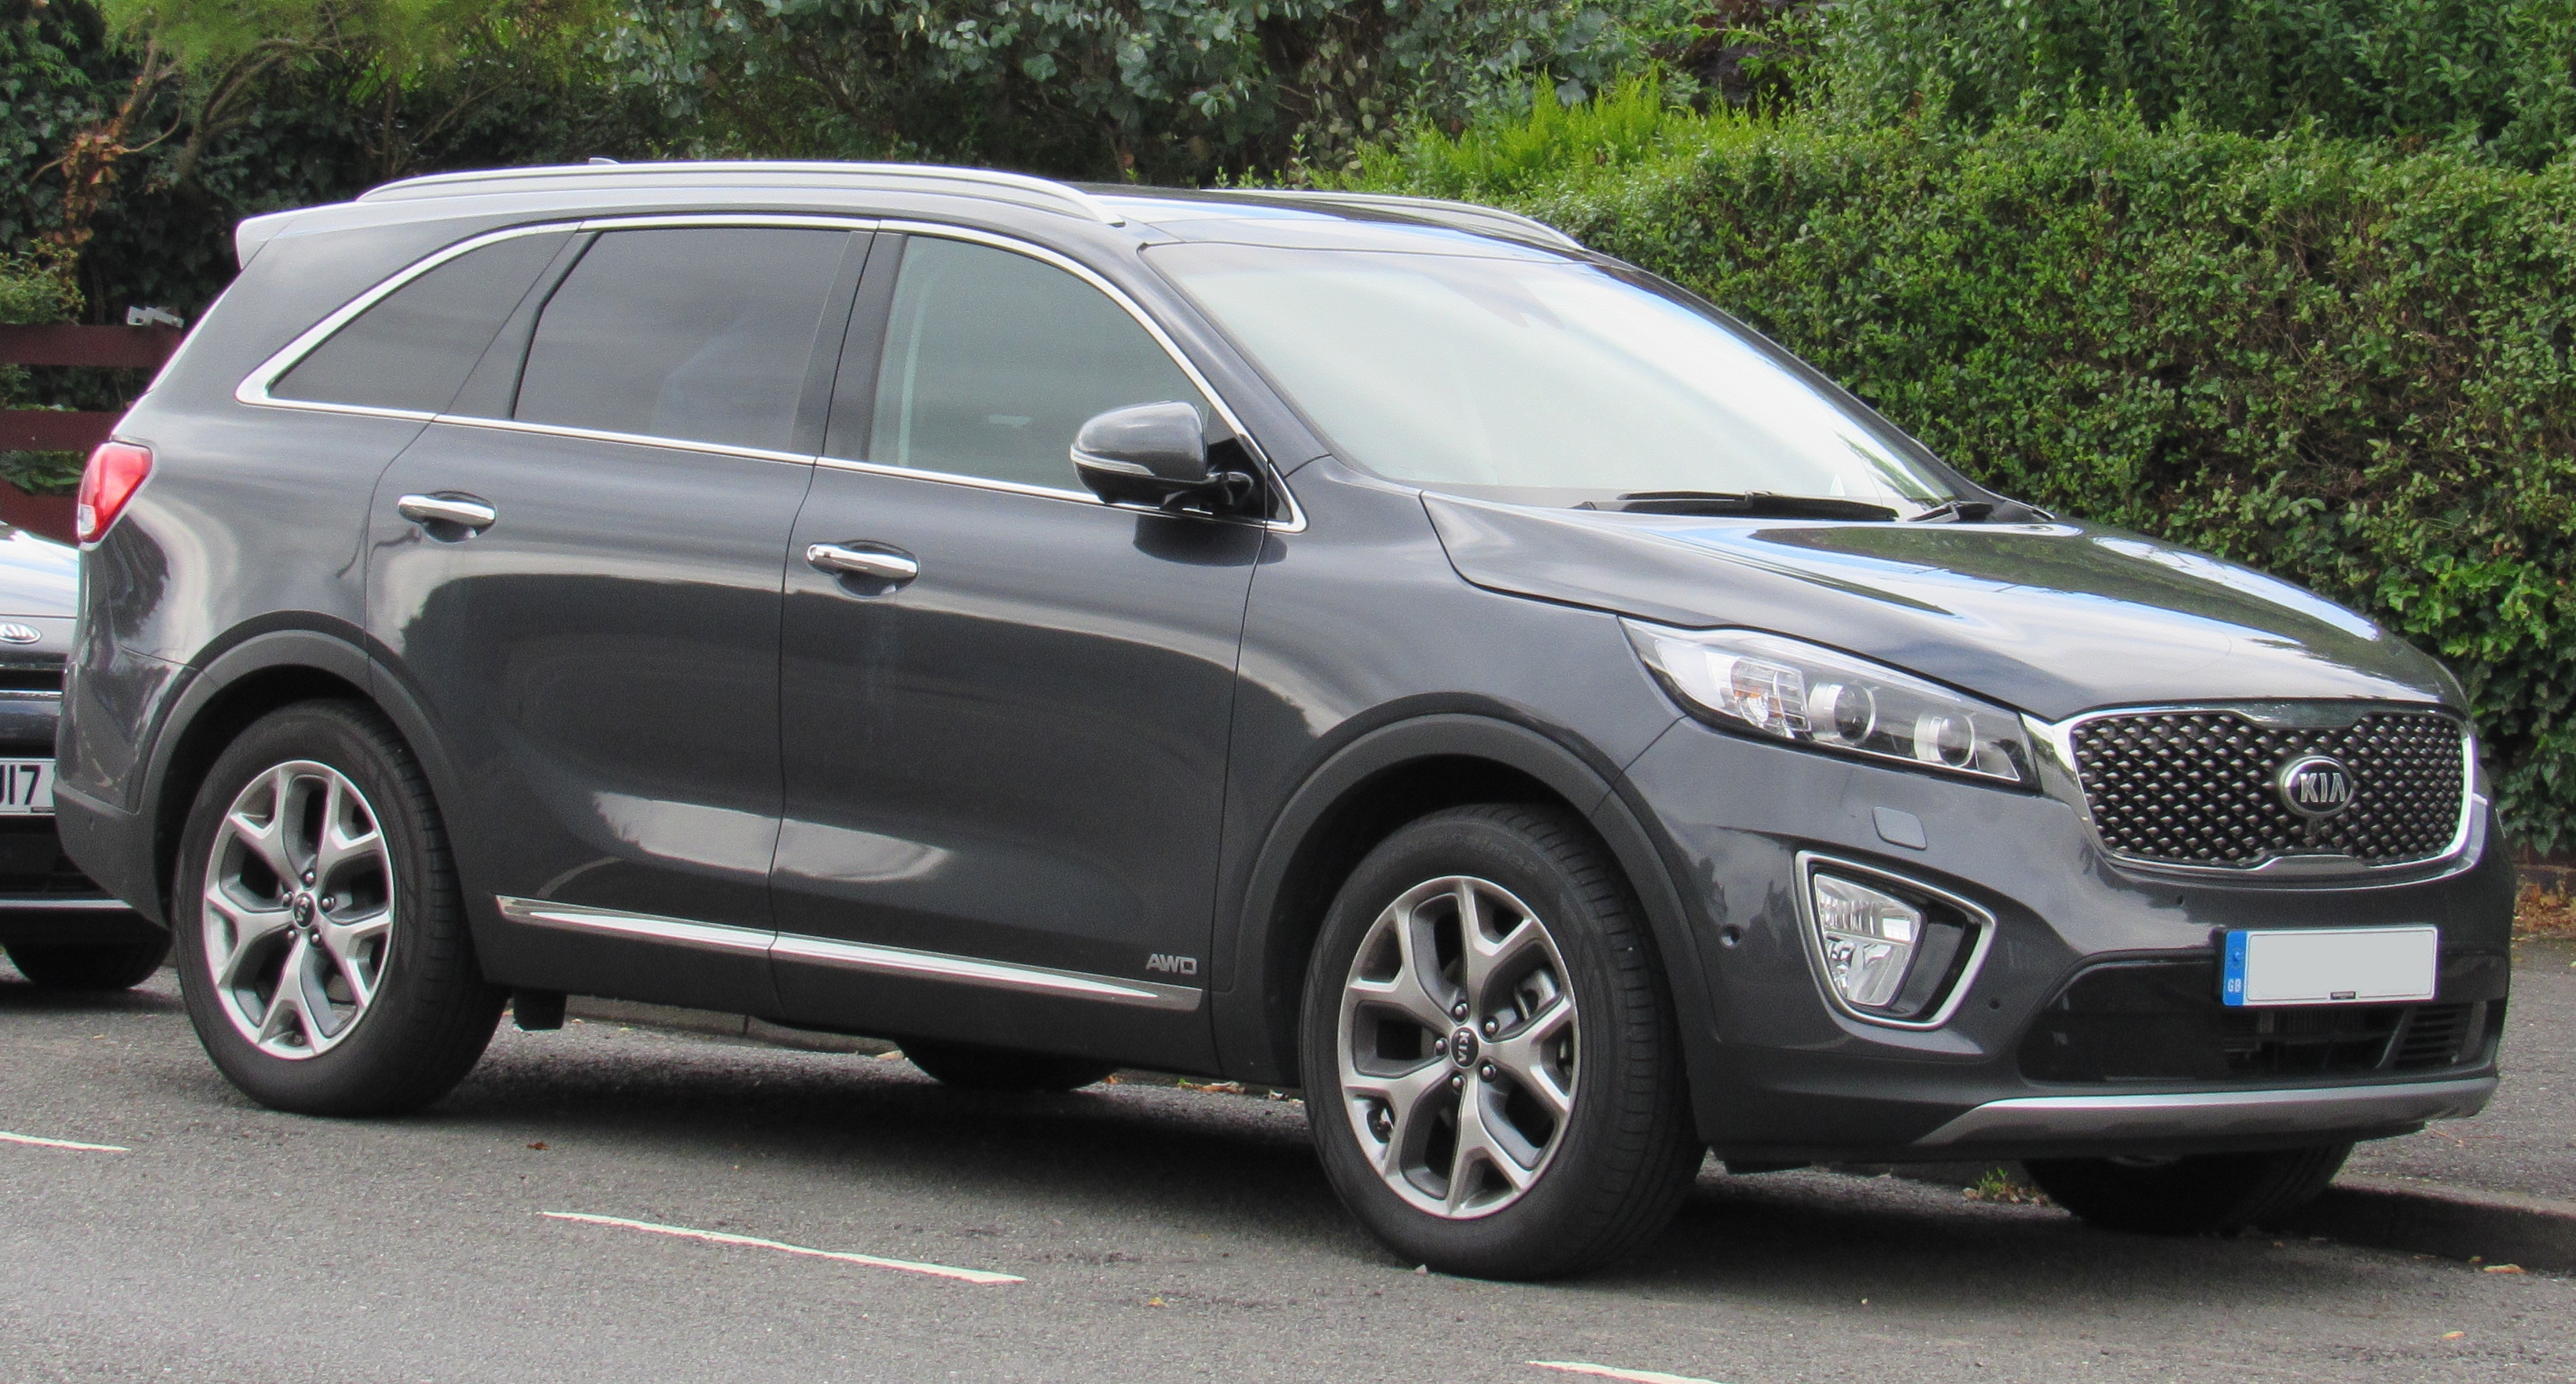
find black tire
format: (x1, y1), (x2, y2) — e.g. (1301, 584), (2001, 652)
(170, 700), (505, 1116)
(2025, 1143), (2354, 1235)
(901, 1039), (1119, 1092)
(1300, 803), (1703, 1280)
(6, 934), (170, 990)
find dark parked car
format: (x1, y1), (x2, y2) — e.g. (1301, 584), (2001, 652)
(0, 524), (164, 989)
(60, 163), (2509, 1279)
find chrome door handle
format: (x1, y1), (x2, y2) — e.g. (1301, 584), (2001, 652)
(397, 493), (498, 532)
(806, 542), (919, 583)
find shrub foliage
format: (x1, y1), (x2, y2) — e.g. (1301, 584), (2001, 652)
(1344, 97), (2576, 849)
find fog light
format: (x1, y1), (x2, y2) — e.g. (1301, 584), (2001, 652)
(1811, 873), (1924, 1010)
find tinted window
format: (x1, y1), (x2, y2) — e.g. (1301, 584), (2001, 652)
(516, 227), (847, 453)
(272, 232), (568, 413)
(861, 237), (1203, 489)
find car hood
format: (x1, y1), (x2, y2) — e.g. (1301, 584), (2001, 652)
(0, 525), (76, 618)
(1422, 494), (2457, 721)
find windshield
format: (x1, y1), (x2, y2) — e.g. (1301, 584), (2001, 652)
(1148, 242), (1957, 513)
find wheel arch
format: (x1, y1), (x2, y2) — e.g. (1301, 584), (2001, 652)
(1212, 713), (1719, 1110)
(136, 626), (465, 931)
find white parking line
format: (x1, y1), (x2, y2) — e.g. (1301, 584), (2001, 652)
(540, 1211), (1025, 1285)
(1527, 1363), (1728, 1384)
(0, 1129), (129, 1152)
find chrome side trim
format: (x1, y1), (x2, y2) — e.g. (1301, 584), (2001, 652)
(770, 932), (1203, 1012)
(360, 161), (1126, 226)
(232, 215), (1306, 533)
(234, 220), (585, 411)
(493, 894), (1203, 1011)
(1791, 852), (1997, 1032)
(494, 896), (773, 956)
(237, 213), (885, 417)
(0, 896), (131, 912)
(1913, 1077), (2497, 1148)
(2032, 700), (2480, 882)
(429, 414), (817, 468)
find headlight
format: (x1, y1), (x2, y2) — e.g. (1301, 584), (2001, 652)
(1622, 621), (2033, 785)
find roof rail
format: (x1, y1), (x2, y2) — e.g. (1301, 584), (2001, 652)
(1237, 190), (1582, 251)
(358, 161), (1126, 226)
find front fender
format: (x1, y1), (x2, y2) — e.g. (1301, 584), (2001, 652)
(1210, 712), (1727, 1134)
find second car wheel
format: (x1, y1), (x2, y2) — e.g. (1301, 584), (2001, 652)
(1302, 803), (1704, 1280)
(171, 700), (505, 1116)
(2025, 1144), (2354, 1235)
(901, 1039), (1119, 1092)
(5, 934), (171, 990)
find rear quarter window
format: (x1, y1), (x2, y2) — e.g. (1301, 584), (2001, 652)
(270, 231), (571, 413)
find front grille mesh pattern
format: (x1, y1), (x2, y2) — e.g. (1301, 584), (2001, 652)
(2071, 710), (2465, 868)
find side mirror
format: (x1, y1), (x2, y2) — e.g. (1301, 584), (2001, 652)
(1071, 402), (1229, 509)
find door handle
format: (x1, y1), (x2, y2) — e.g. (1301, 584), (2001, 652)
(806, 542), (919, 584)
(397, 493), (498, 533)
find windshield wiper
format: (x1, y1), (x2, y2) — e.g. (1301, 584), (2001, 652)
(1903, 497), (2055, 523)
(1578, 490), (1899, 521)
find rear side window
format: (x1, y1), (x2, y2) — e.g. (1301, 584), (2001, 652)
(859, 237), (1203, 490)
(514, 227), (848, 453)
(270, 231), (569, 413)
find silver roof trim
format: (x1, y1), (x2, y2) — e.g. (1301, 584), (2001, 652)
(358, 161), (1126, 226)
(1232, 190), (1584, 251)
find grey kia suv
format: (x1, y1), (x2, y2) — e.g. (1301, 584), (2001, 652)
(57, 163), (2510, 1279)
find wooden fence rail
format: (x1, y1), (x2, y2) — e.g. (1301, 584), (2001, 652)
(0, 324), (185, 541)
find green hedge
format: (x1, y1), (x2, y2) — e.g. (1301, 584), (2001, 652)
(1335, 97), (2576, 851)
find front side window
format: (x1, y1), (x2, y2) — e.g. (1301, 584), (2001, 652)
(271, 231), (570, 413)
(515, 227), (848, 453)
(858, 237), (1205, 490)
(1148, 241), (1960, 513)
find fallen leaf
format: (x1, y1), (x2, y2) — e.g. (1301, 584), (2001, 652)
(880, 1049), (906, 1061)
(527, 1141), (547, 1151)
(1146, 1296), (1166, 1307)
(2482, 1264), (2527, 1275)
(2443, 1331), (2466, 1339)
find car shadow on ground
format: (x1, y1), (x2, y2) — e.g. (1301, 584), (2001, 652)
(356, 1023), (2434, 1305)
(0, 975), (183, 1015)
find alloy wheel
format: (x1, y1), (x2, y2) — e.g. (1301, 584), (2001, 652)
(200, 760), (397, 1058)
(1336, 875), (1578, 1218)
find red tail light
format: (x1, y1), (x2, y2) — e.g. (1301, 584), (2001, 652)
(75, 441), (153, 545)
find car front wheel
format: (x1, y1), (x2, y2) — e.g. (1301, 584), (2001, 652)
(1301, 804), (1703, 1279)
(171, 700), (504, 1115)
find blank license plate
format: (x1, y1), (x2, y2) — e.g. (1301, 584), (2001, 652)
(0, 759), (53, 815)
(2222, 926), (2438, 1007)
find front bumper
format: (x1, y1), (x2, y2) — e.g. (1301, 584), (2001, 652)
(1619, 716), (2516, 1162)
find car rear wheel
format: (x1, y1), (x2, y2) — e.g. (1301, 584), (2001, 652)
(171, 700), (504, 1115)
(2024, 1143), (2354, 1235)
(901, 1039), (1119, 1092)
(5, 934), (170, 989)
(1301, 803), (1702, 1280)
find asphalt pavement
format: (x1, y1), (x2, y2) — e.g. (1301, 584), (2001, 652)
(2346, 935), (2576, 1200)
(4, 956), (2571, 1384)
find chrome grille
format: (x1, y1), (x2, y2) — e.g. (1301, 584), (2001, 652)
(2070, 709), (2465, 868)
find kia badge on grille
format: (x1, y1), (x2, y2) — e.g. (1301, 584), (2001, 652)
(2277, 754), (2357, 818)
(0, 622), (39, 644)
